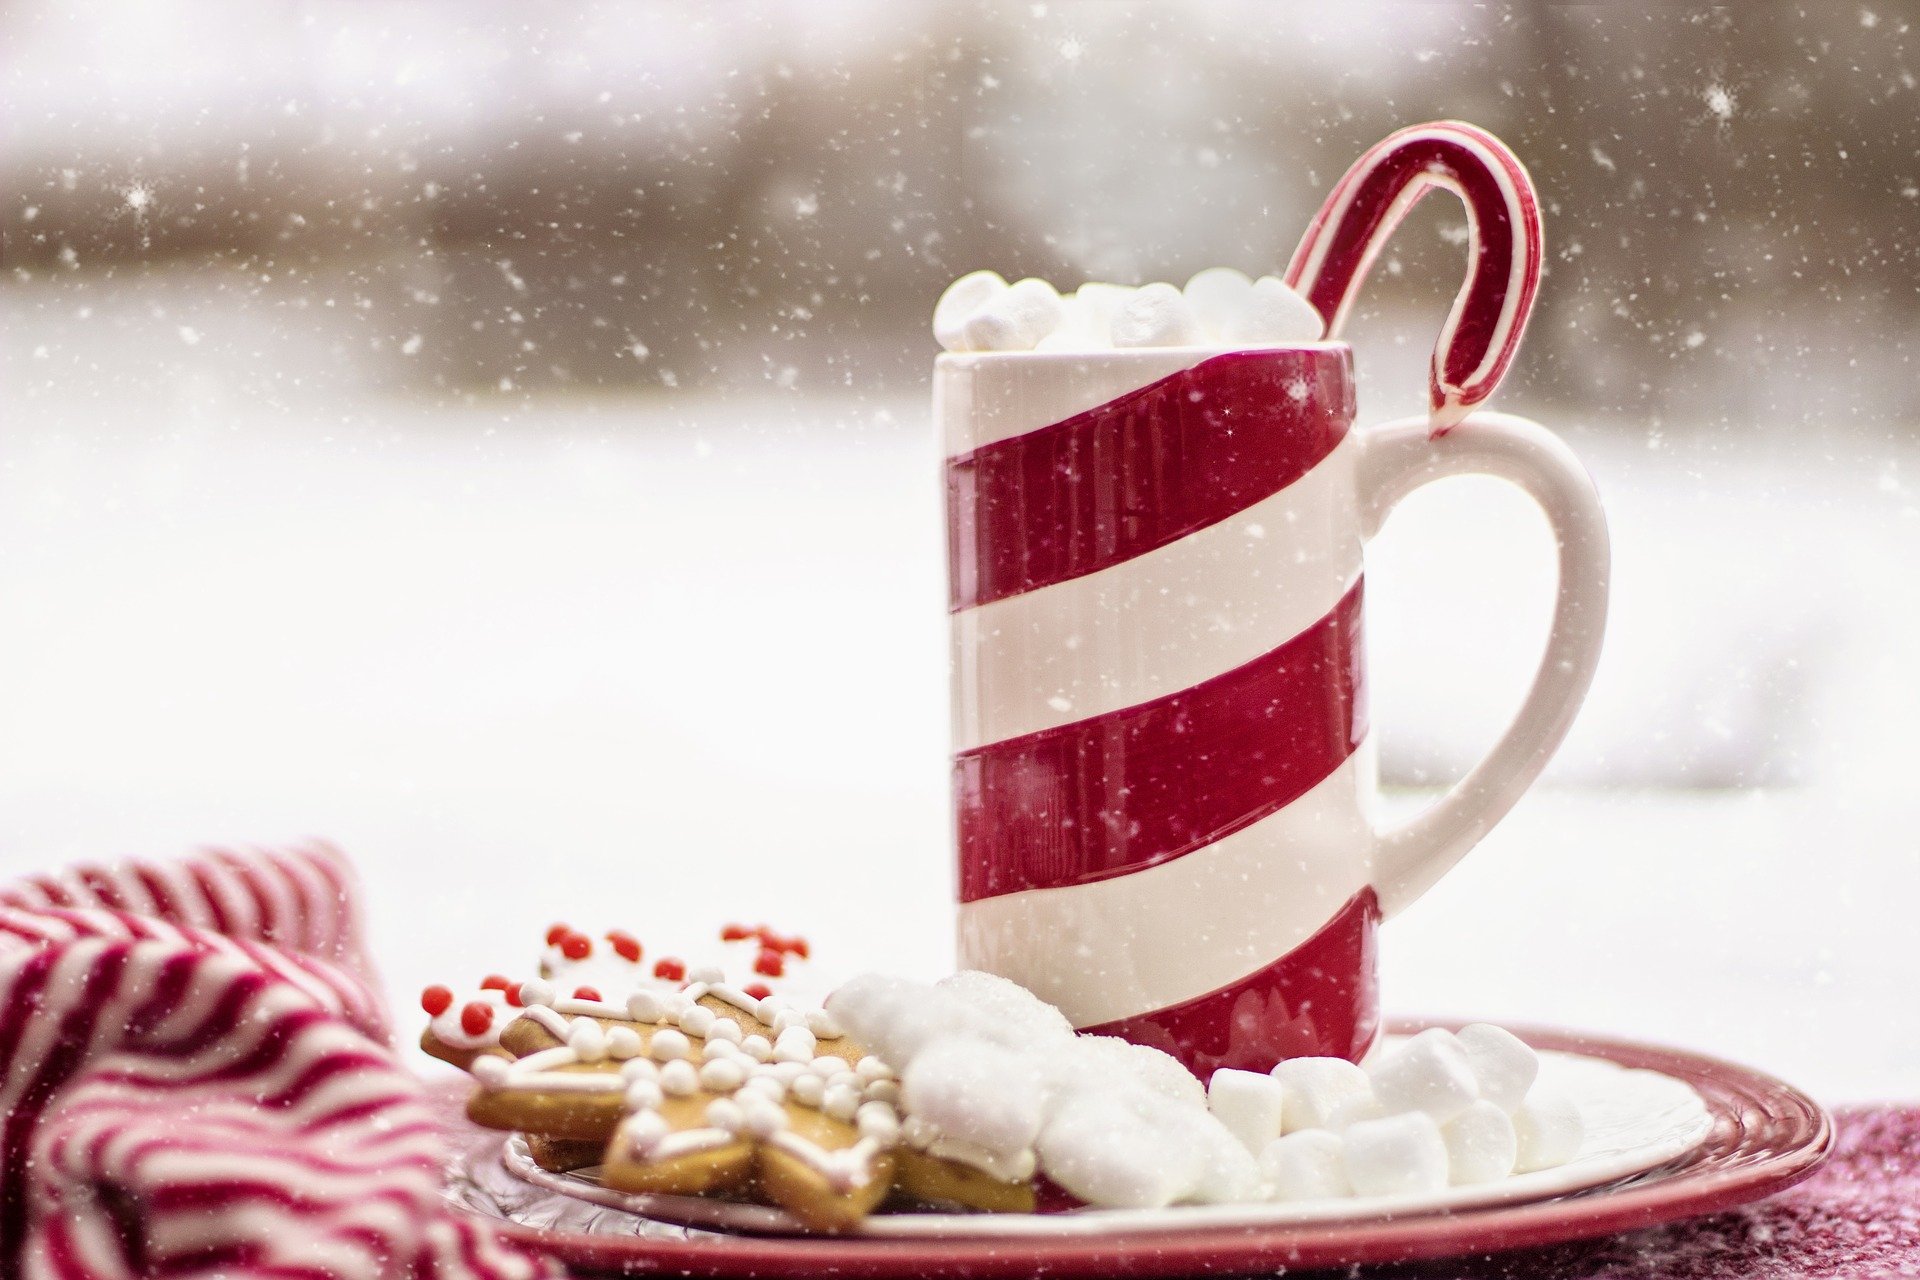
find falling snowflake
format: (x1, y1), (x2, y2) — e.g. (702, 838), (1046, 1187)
(1701, 83), (1737, 123)
(120, 180), (156, 220)
(1057, 35), (1086, 65)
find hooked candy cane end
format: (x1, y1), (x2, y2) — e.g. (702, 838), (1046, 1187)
(1428, 387), (1472, 438)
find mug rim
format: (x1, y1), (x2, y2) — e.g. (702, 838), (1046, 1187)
(935, 341), (1349, 368)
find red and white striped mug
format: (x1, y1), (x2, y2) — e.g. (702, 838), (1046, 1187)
(942, 123), (1610, 1077)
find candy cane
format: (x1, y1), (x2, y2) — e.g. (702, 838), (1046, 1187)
(1286, 121), (1542, 433)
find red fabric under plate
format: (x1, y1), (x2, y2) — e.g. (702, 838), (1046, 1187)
(0, 844), (558, 1280)
(1362, 1104), (1920, 1280)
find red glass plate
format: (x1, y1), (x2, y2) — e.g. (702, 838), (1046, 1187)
(444, 1020), (1830, 1278)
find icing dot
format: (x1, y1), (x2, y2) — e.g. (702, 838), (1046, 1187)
(790, 1074), (826, 1108)
(479, 974), (511, 992)
(706, 1097), (745, 1131)
(810, 1055), (844, 1076)
(753, 949), (786, 978)
(650, 1029), (692, 1062)
(743, 982), (772, 1001)
(572, 986), (602, 1003)
(741, 1098), (788, 1138)
(741, 1035), (774, 1063)
(742, 1075), (787, 1104)
(864, 1078), (901, 1105)
(545, 923), (570, 946)
(855, 1056), (894, 1084)
(460, 1002), (494, 1037)
(705, 1019), (744, 1046)
(700, 1057), (747, 1093)
(857, 1101), (900, 1144)
(625, 1078), (663, 1111)
(827, 1070), (857, 1091)
(688, 964), (725, 985)
(678, 1005), (717, 1038)
(518, 979), (555, 1008)
(420, 985), (454, 1017)
(568, 1019), (608, 1062)
(772, 1009), (807, 1036)
(625, 1109), (669, 1145)
(806, 1009), (845, 1040)
(660, 1059), (700, 1097)
(607, 1026), (644, 1060)
(756, 996), (790, 1023)
(770, 1060), (810, 1085)
(653, 957), (687, 982)
(560, 932), (593, 962)
(902, 1115), (939, 1151)
(822, 1083), (861, 1123)
(607, 930), (643, 963)
(627, 990), (667, 1023)
(470, 1055), (509, 1086)
(620, 1058), (659, 1083)
(721, 923), (756, 942)
(773, 1026), (816, 1063)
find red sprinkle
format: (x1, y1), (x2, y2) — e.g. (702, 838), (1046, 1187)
(546, 923), (571, 946)
(721, 923), (755, 942)
(460, 1002), (494, 1037)
(573, 986), (602, 1002)
(607, 931), (642, 963)
(560, 931), (593, 961)
(753, 949), (785, 978)
(785, 935), (811, 959)
(505, 984), (525, 1008)
(479, 974), (511, 992)
(653, 957), (686, 982)
(743, 982), (772, 1001)
(420, 985), (454, 1017)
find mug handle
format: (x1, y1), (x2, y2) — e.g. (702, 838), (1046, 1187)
(1355, 410), (1610, 917)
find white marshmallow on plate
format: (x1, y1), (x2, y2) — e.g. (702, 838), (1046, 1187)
(1260, 1129), (1352, 1202)
(1513, 1089), (1585, 1173)
(1273, 1057), (1372, 1133)
(957, 277), (1066, 353)
(1322, 1092), (1386, 1132)
(1455, 1023), (1540, 1114)
(1222, 275), (1325, 344)
(1109, 282), (1204, 348)
(1207, 1068), (1287, 1154)
(1442, 1099), (1519, 1185)
(1183, 267), (1256, 341)
(1367, 1028), (1480, 1123)
(1342, 1112), (1450, 1198)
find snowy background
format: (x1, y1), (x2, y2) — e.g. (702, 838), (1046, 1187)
(4, 4), (1918, 1099)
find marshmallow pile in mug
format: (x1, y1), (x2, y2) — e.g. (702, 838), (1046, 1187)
(933, 269), (1327, 354)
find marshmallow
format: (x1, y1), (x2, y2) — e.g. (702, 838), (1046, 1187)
(1367, 1028), (1480, 1123)
(1183, 267), (1256, 340)
(957, 277), (1066, 352)
(1341, 1113), (1450, 1198)
(1223, 275), (1325, 344)
(1208, 1068), (1287, 1154)
(1109, 282), (1204, 348)
(934, 270), (1009, 351)
(1455, 1023), (1539, 1115)
(1513, 1090), (1585, 1173)
(1273, 1057), (1373, 1133)
(901, 1036), (1047, 1155)
(1058, 1036), (1207, 1109)
(1068, 282), (1135, 347)
(1323, 1092), (1387, 1132)
(1442, 1099), (1519, 1185)
(1260, 1130), (1352, 1202)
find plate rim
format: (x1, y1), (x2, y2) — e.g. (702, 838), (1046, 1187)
(458, 1018), (1834, 1277)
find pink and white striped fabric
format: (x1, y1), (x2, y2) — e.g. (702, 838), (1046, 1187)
(946, 347), (1383, 1077)
(0, 842), (556, 1280)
